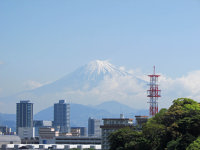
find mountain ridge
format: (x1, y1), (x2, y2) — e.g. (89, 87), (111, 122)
(34, 100), (148, 127)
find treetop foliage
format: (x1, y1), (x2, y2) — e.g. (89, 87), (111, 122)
(109, 98), (200, 150)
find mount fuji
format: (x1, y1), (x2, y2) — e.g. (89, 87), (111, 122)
(0, 60), (148, 114)
(33, 60), (131, 93)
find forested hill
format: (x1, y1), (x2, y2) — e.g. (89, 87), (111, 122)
(109, 98), (200, 150)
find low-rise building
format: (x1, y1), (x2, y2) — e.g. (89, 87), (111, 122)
(21, 137), (39, 144)
(33, 120), (52, 137)
(71, 127), (87, 136)
(39, 127), (59, 144)
(88, 117), (101, 137)
(100, 114), (134, 150)
(18, 127), (35, 139)
(70, 128), (81, 136)
(0, 135), (21, 147)
(0, 126), (15, 135)
(55, 136), (101, 145)
(1, 144), (101, 150)
(0, 126), (11, 135)
(135, 115), (148, 130)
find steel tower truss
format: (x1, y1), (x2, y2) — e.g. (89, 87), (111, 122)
(147, 66), (161, 116)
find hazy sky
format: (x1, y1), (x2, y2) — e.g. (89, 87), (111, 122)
(0, 0), (200, 97)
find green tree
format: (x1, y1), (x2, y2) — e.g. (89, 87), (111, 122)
(175, 133), (196, 150)
(109, 127), (150, 150)
(143, 98), (200, 149)
(124, 135), (150, 150)
(162, 98), (200, 139)
(167, 139), (179, 150)
(187, 136), (200, 150)
(143, 123), (166, 149)
(162, 98), (199, 126)
(177, 115), (200, 137)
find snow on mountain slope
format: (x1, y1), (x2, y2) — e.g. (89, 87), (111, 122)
(84, 60), (129, 77)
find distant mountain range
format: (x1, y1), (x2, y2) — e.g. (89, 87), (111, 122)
(0, 101), (148, 131)
(34, 100), (148, 127)
(0, 113), (16, 131)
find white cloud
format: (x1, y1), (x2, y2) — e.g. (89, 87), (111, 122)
(23, 80), (43, 90)
(0, 61), (3, 65)
(66, 70), (200, 110)
(157, 70), (200, 109)
(58, 75), (148, 109)
(36, 70), (200, 113)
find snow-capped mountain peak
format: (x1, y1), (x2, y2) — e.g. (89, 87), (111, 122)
(86, 60), (114, 74)
(83, 60), (129, 77)
(40, 60), (131, 92)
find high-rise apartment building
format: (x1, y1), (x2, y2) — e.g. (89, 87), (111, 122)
(88, 117), (101, 137)
(54, 100), (70, 133)
(16, 100), (33, 134)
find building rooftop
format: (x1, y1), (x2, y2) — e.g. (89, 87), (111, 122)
(135, 116), (149, 118)
(59, 100), (66, 104)
(0, 135), (21, 142)
(102, 118), (133, 121)
(18, 100), (31, 103)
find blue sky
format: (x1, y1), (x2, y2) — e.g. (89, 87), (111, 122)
(0, 0), (200, 97)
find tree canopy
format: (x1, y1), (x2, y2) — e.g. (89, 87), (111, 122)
(109, 98), (200, 150)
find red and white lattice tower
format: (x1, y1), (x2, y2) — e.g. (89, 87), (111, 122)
(147, 66), (161, 116)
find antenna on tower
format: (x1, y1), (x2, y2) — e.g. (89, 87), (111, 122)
(147, 66), (161, 116)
